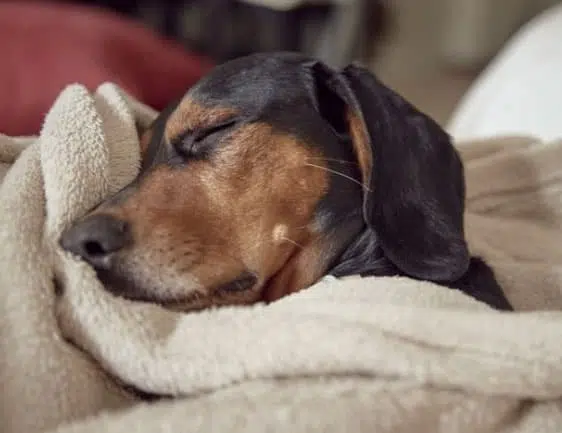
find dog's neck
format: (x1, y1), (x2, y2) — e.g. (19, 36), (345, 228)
(327, 226), (398, 278)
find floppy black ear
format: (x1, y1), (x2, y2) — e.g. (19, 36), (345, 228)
(309, 61), (470, 282)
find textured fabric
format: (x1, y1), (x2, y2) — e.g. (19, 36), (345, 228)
(1, 84), (562, 433)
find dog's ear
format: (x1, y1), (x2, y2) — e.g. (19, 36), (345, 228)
(307, 61), (469, 281)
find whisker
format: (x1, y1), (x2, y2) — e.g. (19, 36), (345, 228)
(306, 157), (358, 165)
(304, 163), (371, 192)
(293, 224), (309, 230)
(246, 235), (304, 253)
(280, 236), (304, 249)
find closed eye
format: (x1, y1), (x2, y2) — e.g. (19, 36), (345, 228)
(193, 119), (237, 143)
(172, 119), (237, 160)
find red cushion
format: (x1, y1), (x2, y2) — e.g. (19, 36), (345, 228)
(0, 1), (213, 136)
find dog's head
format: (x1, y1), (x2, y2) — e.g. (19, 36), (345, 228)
(60, 53), (469, 310)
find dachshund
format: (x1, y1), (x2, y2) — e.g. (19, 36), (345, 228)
(60, 52), (513, 311)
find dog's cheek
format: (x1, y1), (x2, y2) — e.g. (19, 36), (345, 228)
(262, 236), (328, 302)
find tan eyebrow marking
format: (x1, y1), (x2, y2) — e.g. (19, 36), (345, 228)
(165, 97), (238, 144)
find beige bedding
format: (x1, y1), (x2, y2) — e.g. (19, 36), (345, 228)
(1, 83), (561, 433)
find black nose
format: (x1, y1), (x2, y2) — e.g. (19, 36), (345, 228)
(59, 214), (131, 269)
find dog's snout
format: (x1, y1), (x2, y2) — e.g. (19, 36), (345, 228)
(60, 214), (131, 268)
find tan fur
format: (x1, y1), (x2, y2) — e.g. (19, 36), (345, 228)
(346, 109), (373, 192)
(165, 98), (237, 144)
(138, 127), (152, 158)
(96, 104), (330, 310)
(262, 235), (329, 302)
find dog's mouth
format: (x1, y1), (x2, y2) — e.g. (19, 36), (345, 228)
(94, 265), (261, 312)
(94, 268), (172, 304)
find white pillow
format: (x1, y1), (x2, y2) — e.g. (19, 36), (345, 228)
(448, 3), (562, 141)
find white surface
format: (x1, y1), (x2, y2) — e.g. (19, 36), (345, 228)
(448, 3), (562, 141)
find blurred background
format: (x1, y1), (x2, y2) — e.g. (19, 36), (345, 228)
(1, 0), (560, 136)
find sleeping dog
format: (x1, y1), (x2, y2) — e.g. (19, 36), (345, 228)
(60, 52), (513, 311)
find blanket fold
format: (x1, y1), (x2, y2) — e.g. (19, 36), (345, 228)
(1, 83), (561, 433)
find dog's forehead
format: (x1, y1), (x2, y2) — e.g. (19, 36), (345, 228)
(160, 53), (351, 166)
(186, 54), (314, 114)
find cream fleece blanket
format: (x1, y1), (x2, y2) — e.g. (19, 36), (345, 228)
(1, 83), (562, 433)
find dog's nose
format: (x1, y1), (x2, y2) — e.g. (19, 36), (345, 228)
(59, 214), (131, 268)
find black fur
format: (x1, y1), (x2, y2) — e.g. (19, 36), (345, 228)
(303, 57), (512, 310)
(148, 53), (514, 310)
